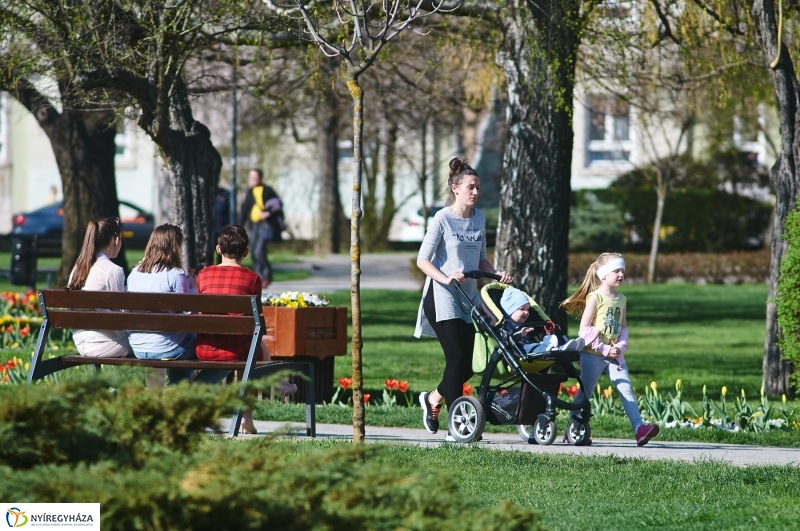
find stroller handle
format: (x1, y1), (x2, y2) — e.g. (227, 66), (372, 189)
(463, 270), (502, 281)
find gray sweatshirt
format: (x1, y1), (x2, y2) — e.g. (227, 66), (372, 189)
(414, 206), (487, 338)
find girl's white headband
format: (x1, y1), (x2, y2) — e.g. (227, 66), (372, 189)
(596, 257), (625, 280)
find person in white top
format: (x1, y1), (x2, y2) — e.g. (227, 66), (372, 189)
(66, 217), (132, 358)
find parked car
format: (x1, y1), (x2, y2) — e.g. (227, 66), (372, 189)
(10, 200), (154, 255)
(399, 201), (446, 241)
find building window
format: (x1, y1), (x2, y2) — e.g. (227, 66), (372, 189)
(0, 93), (7, 165)
(585, 93), (633, 169)
(115, 120), (137, 168)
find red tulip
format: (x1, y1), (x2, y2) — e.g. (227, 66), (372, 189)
(4, 326), (12, 335)
(338, 377), (352, 390)
(565, 385), (580, 398)
(384, 378), (399, 391)
(19, 326), (30, 337)
(363, 393), (370, 403)
(463, 383), (473, 396)
(398, 381), (409, 393)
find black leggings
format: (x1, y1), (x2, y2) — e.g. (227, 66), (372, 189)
(423, 286), (475, 408)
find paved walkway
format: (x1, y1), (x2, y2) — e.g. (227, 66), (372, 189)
(220, 419), (800, 467)
(267, 252), (420, 293)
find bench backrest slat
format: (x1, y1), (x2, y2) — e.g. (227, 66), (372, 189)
(41, 290), (255, 314)
(47, 310), (257, 335)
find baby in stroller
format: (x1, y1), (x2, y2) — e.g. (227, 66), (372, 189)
(499, 287), (585, 355)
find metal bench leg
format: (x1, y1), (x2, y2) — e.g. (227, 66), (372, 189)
(305, 363), (316, 438)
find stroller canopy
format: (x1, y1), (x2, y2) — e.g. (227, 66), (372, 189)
(479, 282), (550, 328)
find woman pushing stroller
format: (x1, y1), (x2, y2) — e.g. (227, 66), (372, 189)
(414, 158), (511, 438)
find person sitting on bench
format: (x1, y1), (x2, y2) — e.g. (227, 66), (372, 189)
(66, 217), (132, 359)
(196, 224), (296, 433)
(127, 224), (219, 386)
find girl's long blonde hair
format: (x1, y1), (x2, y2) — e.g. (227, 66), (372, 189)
(560, 252), (624, 316)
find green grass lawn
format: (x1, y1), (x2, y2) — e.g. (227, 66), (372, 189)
(326, 283), (770, 402)
(361, 442), (800, 531)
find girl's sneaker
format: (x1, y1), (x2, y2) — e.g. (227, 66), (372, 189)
(419, 392), (441, 434)
(635, 424), (660, 446)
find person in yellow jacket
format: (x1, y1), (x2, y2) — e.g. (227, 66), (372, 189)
(239, 168), (284, 287)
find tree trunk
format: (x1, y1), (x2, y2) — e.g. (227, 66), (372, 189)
(495, 0), (580, 329)
(380, 122), (398, 241)
(647, 191), (665, 284)
(753, 0), (797, 395)
(11, 85), (124, 286)
(139, 86), (221, 269)
(347, 75), (365, 443)
(315, 86), (344, 255)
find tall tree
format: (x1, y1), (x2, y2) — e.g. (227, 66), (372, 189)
(285, 0), (446, 443)
(494, 0), (591, 328)
(0, 27), (125, 286)
(2, 0), (284, 268)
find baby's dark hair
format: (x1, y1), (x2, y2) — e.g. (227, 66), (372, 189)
(217, 224), (249, 259)
(446, 157), (479, 206)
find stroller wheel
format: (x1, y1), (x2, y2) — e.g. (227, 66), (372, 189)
(517, 424), (537, 444)
(447, 396), (486, 443)
(565, 418), (591, 446)
(532, 418), (557, 445)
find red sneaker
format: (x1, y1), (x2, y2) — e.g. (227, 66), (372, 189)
(635, 424), (660, 446)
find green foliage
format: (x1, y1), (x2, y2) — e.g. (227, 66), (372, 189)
(569, 190), (626, 252)
(0, 377), (544, 531)
(777, 205), (800, 390)
(606, 155), (773, 252)
(0, 375), (243, 469)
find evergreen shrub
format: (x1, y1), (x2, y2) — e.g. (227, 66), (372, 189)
(0, 377), (544, 531)
(777, 206), (800, 390)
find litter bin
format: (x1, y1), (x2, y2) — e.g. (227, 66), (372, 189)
(9, 235), (38, 287)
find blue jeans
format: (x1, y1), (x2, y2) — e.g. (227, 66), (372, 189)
(250, 221), (274, 282)
(135, 333), (198, 385)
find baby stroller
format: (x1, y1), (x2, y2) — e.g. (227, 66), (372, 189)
(447, 271), (592, 445)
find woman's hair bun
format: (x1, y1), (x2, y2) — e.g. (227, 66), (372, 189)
(449, 157), (469, 178)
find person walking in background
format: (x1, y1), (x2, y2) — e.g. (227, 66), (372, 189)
(561, 252), (660, 447)
(414, 157), (512, 440)
(214, 187), (231, 265)
(239, 169), (284, 288)
(66, 217), (131, 358)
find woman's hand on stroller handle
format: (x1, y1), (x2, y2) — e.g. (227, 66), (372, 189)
(446, 272), (466, 285)
(463, 270), (513, 283)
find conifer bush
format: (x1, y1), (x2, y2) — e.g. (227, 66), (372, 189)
(0, 377), (544, 530)
(777, 206), (800, 390)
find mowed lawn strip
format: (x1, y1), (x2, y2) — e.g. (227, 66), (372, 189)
(282, 440), (800, 531)
(327, 283), (769, 400)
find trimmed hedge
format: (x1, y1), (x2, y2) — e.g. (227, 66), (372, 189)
(777, 206), (800, 390)
(0, 376), (544, 531)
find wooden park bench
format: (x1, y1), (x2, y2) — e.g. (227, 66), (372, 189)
(25, 290), (316, 438)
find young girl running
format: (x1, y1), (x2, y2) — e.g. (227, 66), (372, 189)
(561, 252), (659, 446)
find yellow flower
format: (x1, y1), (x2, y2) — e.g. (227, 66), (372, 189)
(675, 379), (682, 391)
(703, 384), (707, 395)
(650, 381), (657, 393)
(722, 386), (727, 397)
(783, 394), (787, 405)
(741, 388), (745, 398)
(24, 362), (29, 370)
(11, 342), (19, 348)
(761, 387), (765, 398)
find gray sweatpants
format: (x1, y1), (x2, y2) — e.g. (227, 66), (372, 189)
(572, 353), (643, 433)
